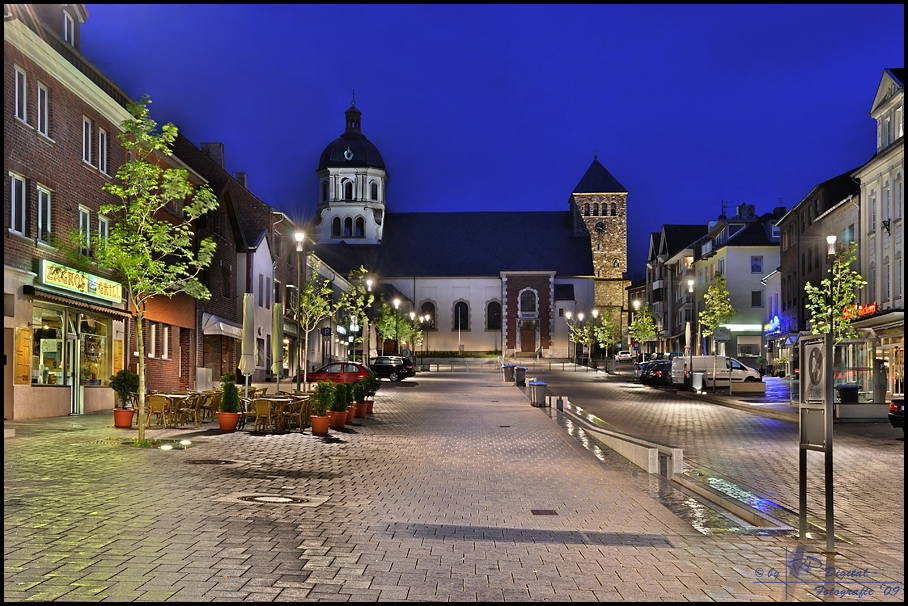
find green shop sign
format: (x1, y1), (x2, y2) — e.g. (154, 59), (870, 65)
(40, 260), (123, 303)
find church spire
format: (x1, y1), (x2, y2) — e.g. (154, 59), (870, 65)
(345, 90), (362, 136)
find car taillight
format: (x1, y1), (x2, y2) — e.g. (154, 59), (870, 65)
(892, 402), (900, 413)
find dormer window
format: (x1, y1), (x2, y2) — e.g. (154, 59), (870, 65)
(63, 10), (75, 46)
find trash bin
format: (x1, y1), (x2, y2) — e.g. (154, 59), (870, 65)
(502, 364), (515, 382)
(529, 381), (547, 406)
(834, 383), (861, 403)
(514, 366), (528, 387)
(691, 371), (704, 392)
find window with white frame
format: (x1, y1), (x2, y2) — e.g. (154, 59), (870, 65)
(82, 116), (92, 165)
(162, 325), (169, 359)
(37, 186), (51, 243)
(98, 128), (108, 174)
(751, 291), (763, 307)
(98, 215), (109, 248)
(14, 66), (27, 122)
(78, 206), (90, 256)
(63, 10), (75, 45)
(9, 173), (26, 235)
(751, 256), (763, 274)
(869, 190), (876, 232)
(37, 83), (49, 136)
(895, 174), (902, 219)
(149, 323), (157, 357)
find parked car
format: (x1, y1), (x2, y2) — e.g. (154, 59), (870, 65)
(302, 361), (370, 385)
(368, 356), (414, 382)
(615, 351), (634, 362)
(670, 355), (762, 387)
(634, 360), (656, 381)
(641, 360), (672, 385)
(889, 398), (904, 432)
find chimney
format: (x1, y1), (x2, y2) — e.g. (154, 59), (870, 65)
(201, 142), (225, 168)
(235, 172), (247, 188)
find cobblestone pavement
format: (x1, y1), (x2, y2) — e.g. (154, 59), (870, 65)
(4, 371), (905, 601)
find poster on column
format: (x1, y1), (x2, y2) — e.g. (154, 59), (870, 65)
(803, 340), (827, 404)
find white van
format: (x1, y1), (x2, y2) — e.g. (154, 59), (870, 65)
(670, 355), (762, 387)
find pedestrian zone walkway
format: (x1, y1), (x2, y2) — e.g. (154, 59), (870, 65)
(4, 372), (904, 601)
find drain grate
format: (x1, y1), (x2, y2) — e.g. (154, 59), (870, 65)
(215, 492), (329, 507)
(531, 509), (558, 516)
(185, 459), (236, 465)
(237, 495), (312, 504)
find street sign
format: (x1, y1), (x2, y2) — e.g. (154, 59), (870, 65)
(320, 327), (332, 337)
(633, 343), (639, 351)
(714, 326), (730, 343)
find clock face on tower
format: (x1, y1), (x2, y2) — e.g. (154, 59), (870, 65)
(594, 222), (606, 234)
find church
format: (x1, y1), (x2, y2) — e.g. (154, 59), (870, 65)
(308, 102), (631, 358)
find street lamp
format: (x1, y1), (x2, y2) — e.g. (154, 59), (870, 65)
(363, 277), (373, 366)
(687, 278), (694, 390)
(565, 311), (572, 362)
(393, 298), (401, 355)
(294, 231), (305, 391)
(420, 314), (431, 357)
(826, 235), (837, 337)
(633, 299), (641, 364)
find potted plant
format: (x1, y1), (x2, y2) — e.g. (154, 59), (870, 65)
(109, 368), (140, 428)
(363, 372), (380, 414)
(310, 381), (333, 435)
(329, 382), (350, 429)
(352, 381), (368, 418)
(217, 372), (241, 432)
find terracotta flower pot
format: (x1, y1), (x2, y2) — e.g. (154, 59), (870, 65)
(113, 408), (135, 429)
(311, 415), (330, 435)
(328, 410), (346, 429)
(365, 398), (374, 414)
(217, 411), (241, 432)
(353, 402), (367, 418)
(346, 406), (355, 423)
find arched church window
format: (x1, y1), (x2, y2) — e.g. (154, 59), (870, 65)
(519, 290), (537, 317)
(420, 302), (436, 329)
(331, 217), (341, 237)
(355, 217), (364, 238)
(343, 217), (353, 237)
(453, 302), (469, 331)
(593, 203), (599, 216)
(344, 181), (353, 200)
(610, 203), (617, 216)
(584, 203), (590, 216)
(321, 181), (329, 201)
(370, 182), (378, 201)
(487, 301), (502, 330)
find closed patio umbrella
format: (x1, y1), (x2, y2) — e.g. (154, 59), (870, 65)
(272, 302), (283, 393)
(239, 293), (255, 398)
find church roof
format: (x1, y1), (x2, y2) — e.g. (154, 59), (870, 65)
(318, 104), (385, 171)
(310, 211), (594, 278)
(573, 158), (627, 194)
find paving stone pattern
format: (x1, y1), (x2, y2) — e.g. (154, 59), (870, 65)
(4, 372), (904, 601)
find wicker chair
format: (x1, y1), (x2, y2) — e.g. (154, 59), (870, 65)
(146, 394), (172, 427)
(238, 397), (255, 431)
(252, 398), (277, 432)
(177, 393), (204, 427)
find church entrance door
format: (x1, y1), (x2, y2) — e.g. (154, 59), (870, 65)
(520, 321), (536, 353)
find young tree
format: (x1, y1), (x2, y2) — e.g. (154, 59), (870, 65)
(296, 259), (338, 389)
(94, 95), (217, 440)
(593, 316), (619, 358)
(628, 300), (657, 347)
(699, 274), (736, 354)
(804, 241), (866, 344)
(337, 266), (374, 362)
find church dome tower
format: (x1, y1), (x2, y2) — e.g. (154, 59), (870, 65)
(315, 98), (388, 244)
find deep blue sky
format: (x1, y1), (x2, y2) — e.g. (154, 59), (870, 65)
(82, 4), (904, 280)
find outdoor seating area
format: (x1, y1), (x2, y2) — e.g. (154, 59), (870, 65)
(143, 389), (311, 434)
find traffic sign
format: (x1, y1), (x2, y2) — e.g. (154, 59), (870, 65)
(714, 326), (730, 343)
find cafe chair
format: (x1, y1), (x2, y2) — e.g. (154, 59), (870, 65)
(253, 398), (276, 432)
(146, 394), (172, 427)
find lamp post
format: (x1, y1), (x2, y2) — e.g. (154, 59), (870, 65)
(688, 278), (694, 389)
(578, 312), (585, 364)
(409, 311), (415, 354)
(420, 314), (431, 357)
(364, 277), (373, 366)
(826, 234), (837, 338)
(393, 298), (401, 355)
(565, 311), (572, 362)
(294, 231), (305, 392)
(633, 299), (641, 364)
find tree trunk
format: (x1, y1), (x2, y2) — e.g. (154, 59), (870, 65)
(136, 308), (147, 440)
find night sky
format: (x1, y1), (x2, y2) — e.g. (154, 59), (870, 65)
(81, 4), (904, 280)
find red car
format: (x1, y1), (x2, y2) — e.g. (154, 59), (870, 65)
(303, 362), (370, 385)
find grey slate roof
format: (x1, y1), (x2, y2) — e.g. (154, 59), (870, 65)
(311, 211), (594, 279)
(573, 158), (627, 194)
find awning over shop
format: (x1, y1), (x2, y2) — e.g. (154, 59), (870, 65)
(201, 313), (242, 339)
(23, 285), (132, 318)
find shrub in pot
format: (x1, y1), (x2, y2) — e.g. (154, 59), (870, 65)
(329, 382), (350, 428)
(110, 368), (140, 428)
(218, 372), (241, 431)
(310, 381), (333, 435)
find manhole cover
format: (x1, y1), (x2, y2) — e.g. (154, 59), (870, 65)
(216, 492), (329, 507)
(238, 495), (306, 504)
(531, 509), (558, 516)
(186, 459), (236, 465)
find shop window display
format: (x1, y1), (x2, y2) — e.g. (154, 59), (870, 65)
(31, 307), (64, 385)
(79, 315), (108, 386)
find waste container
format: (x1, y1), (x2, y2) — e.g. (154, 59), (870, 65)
(514, 366), (528, 387)
(691, 371), (704, 392)
(834, 383), (860, 403)
(529, 381), (547, 406)
(502, 364), (515, 382)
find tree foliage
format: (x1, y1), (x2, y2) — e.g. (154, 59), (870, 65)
(93, 94), (217, 440)
(628, 300), (657, 344)
(373, 300), (422, 353)
(593, 316), (619, 352)
(295, 258), (339, 387)
(804, 241), (866, 343)
(699, 275), (736, 336)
